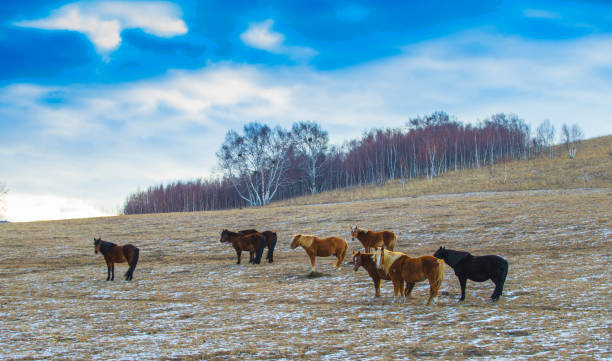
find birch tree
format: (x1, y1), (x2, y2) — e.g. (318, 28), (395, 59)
(561, 123), (584, 159)
(291, 121), (329, 194)
(216, 122), (292, 206)
(537, 120), (556, 159)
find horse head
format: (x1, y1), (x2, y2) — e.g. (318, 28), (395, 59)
(220, 229), (230, 243)
(290, 234), (302, 249)
(350, 226), (361, 241)
(352, 250), (363, 271)
(375, 245), (385, 269)
(94, 237), (101, 254)
(433, 246), (446, 260)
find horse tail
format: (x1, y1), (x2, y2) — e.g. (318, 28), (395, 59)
(254, 235), (266, 264)
(125, 247), (139, 281)
(388, 233), (397, 251)
(266, 232), (277, 263)
(435, 258), (445, 289)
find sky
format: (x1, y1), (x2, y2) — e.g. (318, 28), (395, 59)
(1, 0), (611, 222)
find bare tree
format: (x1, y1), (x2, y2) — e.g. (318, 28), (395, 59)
(216, 122), (293, 206)
(537, 120), (556, 159)
(291, 121), (329, 194)
(561, 123), (584, 159)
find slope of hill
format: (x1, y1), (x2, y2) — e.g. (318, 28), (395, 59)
(0, 136), (610, 360)
(274, 135), (612, 207)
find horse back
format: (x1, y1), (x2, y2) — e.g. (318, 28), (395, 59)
(106, 245), (129, 263)
(314, 236), (347, 256)
(392, 255), (439, 283)
(459, 255), (507, 281)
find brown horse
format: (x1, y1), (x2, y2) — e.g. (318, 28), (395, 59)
(374, 246), (444, 304)
(350, 226), (397, 252)
(220, 229), (266, 264)
(94, 237), (139, 281)
(290, 234), (347, 273)
(352, 251), (415, 298)
(238, 229), (277, 263)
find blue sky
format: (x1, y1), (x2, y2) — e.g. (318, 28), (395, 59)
(1, 0), (611, 221)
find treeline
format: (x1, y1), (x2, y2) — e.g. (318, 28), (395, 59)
(123, 112), (577, 214)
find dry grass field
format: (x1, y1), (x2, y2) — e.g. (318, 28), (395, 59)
(1, 187), (611, 360)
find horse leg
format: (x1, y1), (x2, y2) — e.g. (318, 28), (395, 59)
(374, 277), (381, 298)
(335, 247), (346, 270)
(236, 249), (242, 264)
(309, 254), (316, 274)
(491, 264), (508, 301)
(106, 264), (111, 281)
(427, 281), (439, 305)
(458, 276), (467, 301)
(398, 281), (406, 303)
(110, 263), (115, 281)
(405, 282), (415, 298)
(391, 279), (401, 303)
(249, 250), (254, 264)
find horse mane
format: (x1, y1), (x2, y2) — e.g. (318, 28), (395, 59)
(222, 229), (241, 237)
(442, 248), (471, 267)
(98, 239), (117, 253)
(294, 234), (315, 248)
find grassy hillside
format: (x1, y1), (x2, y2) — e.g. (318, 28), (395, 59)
(275, 135), (612, 206)
(0, 135), (610, 360)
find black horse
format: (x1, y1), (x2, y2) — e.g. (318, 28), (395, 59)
(434, 246), (508, 301)
(239, 229), (277, 263)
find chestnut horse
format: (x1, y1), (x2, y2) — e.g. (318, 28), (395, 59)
(374, 246), (444, 304)
(352, 251), (415, 298)
(93, 237), (139, 281)
(238, 229), (277, 263)
(220, 229), (266, 264)
(290, 234), (347, 274)
(350, 226), (397, 252)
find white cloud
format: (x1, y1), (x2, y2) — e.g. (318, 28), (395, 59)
(14, 1), (187, 54)
(5, 193), (113, 222)
(1, 32), (611, 221)
(240, 19), (317, 62)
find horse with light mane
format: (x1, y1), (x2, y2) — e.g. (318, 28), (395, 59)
(94, 237), (139, 281)
(352, 251), (415, 298)
(290, 234), (347, 274)
(373, 245), (444, 304)
(350, 226), (397, 252)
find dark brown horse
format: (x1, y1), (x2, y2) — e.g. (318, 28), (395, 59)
(374, 246), (444, 304)
(94, 237), (139, 281)
(351, 226), (397, 252)
(238, 229), (277, 263)
(220, 229), (266, 264)
(352, 251), (414, 298)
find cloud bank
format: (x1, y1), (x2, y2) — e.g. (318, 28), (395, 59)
(14, 1), (187, 53)
(1, 32), (611, 221)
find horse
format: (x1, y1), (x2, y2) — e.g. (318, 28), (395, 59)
(238, 229), (277, 263)
(290, 234), (347, 274)
(219, 229), (266, 264)
(93, 237), (139, 281)
(373, 246), (444, 305)
(352, 251), (415, 298)
(350, 225), (397, 252)
(434, 246), (508, 302)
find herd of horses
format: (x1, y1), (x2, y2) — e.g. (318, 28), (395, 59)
(92, 225), (509, 303)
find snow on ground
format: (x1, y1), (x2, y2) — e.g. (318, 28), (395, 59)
(0, 189), (610, 360)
